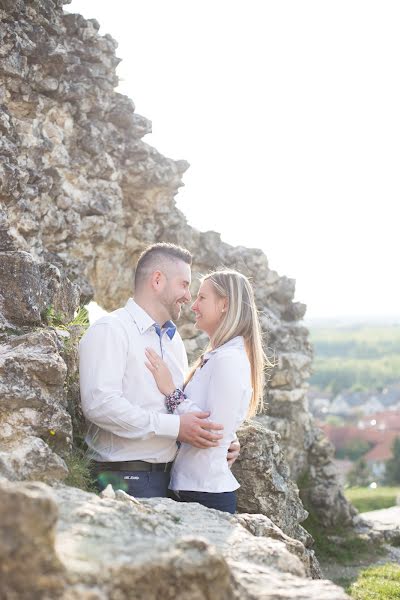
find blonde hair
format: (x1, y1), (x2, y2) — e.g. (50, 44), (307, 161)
(186, 269), (271, 417)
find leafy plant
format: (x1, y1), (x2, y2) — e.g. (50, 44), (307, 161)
(42, 305), (65, 326)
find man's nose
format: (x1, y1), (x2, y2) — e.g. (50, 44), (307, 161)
(185, 288), (192, 303)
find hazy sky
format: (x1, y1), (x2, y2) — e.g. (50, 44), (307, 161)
(68, 1), (399, 318)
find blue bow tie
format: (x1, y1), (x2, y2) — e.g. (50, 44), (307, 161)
(153, 321), (176, 340)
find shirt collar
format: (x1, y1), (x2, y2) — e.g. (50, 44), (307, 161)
(204, 335), (245, 359)
(125, 299), (176, 339)
(153, 321), (177, 340)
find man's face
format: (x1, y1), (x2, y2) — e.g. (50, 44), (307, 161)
(159, 260), (192, 321)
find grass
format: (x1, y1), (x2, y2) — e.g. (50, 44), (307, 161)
(345, 487), (400, 513)
(64, 447), (97, 493)
(301, 511), (385, 565)
(348, 563), (400, 599)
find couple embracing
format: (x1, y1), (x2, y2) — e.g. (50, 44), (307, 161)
(79, 243), (266, 514)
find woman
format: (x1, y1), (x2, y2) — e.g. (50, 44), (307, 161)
(145, 269), (268, 514)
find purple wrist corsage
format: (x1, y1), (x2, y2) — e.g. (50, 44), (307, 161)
(165, 388), (187, 413)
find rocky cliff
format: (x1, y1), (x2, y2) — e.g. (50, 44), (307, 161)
(0, 1), (356, 597)
(0, 0), (355, 529)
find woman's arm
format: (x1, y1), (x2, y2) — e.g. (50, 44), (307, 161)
(144, 348), (203, 414)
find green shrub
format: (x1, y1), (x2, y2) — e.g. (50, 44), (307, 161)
(300, 509), (384, 565)
(336, 439), (372, 461)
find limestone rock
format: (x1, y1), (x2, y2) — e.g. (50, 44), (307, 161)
(232, 420), (308, 541)
(361, 506), (400, 544)
(0, 251), (79, 327)
(0, 328), (71, 482)
(0, 479), (65, 600)
(0, 479), (350, 599)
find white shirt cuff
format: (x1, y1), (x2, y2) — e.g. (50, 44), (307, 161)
(156, 413), (180, 439)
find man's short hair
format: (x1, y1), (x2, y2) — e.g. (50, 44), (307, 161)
(134, 243), (192, 289)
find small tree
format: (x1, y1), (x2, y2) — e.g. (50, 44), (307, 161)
(336, 439), (372, 461)
(347, 458), (373, 487)
(385, 437), (400, 485)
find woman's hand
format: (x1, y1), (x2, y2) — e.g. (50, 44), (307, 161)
(227, 439), (240, 468)
(145, 348), (176, 396)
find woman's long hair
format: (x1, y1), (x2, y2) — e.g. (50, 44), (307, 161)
(186, 269), (272, 417)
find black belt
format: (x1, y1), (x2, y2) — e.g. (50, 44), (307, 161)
(92, 460), (173, 473)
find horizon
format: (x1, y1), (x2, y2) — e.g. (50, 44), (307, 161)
(87, 300), (400, 328)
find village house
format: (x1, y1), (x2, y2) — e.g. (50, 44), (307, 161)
(320, 409), (400, 482)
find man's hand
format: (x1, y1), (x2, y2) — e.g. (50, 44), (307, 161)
(178, 412), (223, 448)
(227, 439), (240, 468)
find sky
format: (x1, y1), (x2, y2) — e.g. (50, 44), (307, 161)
(68, 1), (400, 320)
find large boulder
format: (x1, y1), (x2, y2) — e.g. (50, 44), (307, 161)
(0, 479), (350, 600)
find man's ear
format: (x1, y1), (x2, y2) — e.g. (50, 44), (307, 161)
(151, 270), (163, 290)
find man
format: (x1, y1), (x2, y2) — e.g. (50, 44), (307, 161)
(79, 242), (239, 498)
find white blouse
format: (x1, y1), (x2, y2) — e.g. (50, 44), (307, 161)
(170, 336), (252, 493)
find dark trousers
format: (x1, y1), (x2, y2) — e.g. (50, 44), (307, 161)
(175, 490), (237, 514)
(92, 464), (236, 513)
(92, 466), (171, 498)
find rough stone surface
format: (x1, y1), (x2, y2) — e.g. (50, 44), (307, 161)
(232, 421), (309, 541)
(0, 250), (79, 327)
(361, 506), (400, 544)
(0, 327), (71, 481)
(0, 479), (350, 599)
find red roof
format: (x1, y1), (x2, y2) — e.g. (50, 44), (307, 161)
(358, 409), (400, 430)
(320, 424), (386, 446)
(364, 434), (398, 462)
(320, 414), (400, 464)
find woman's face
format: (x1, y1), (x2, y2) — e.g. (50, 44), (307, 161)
(191, 278), (226, 337)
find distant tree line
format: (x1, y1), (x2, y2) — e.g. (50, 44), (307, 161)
(309, 325), (400, 393)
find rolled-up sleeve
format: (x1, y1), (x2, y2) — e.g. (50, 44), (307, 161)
(79, 322), (180, 440)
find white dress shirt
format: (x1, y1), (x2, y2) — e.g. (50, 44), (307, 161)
(170, 336), (252, 493)
(79, 299), (187, 463)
